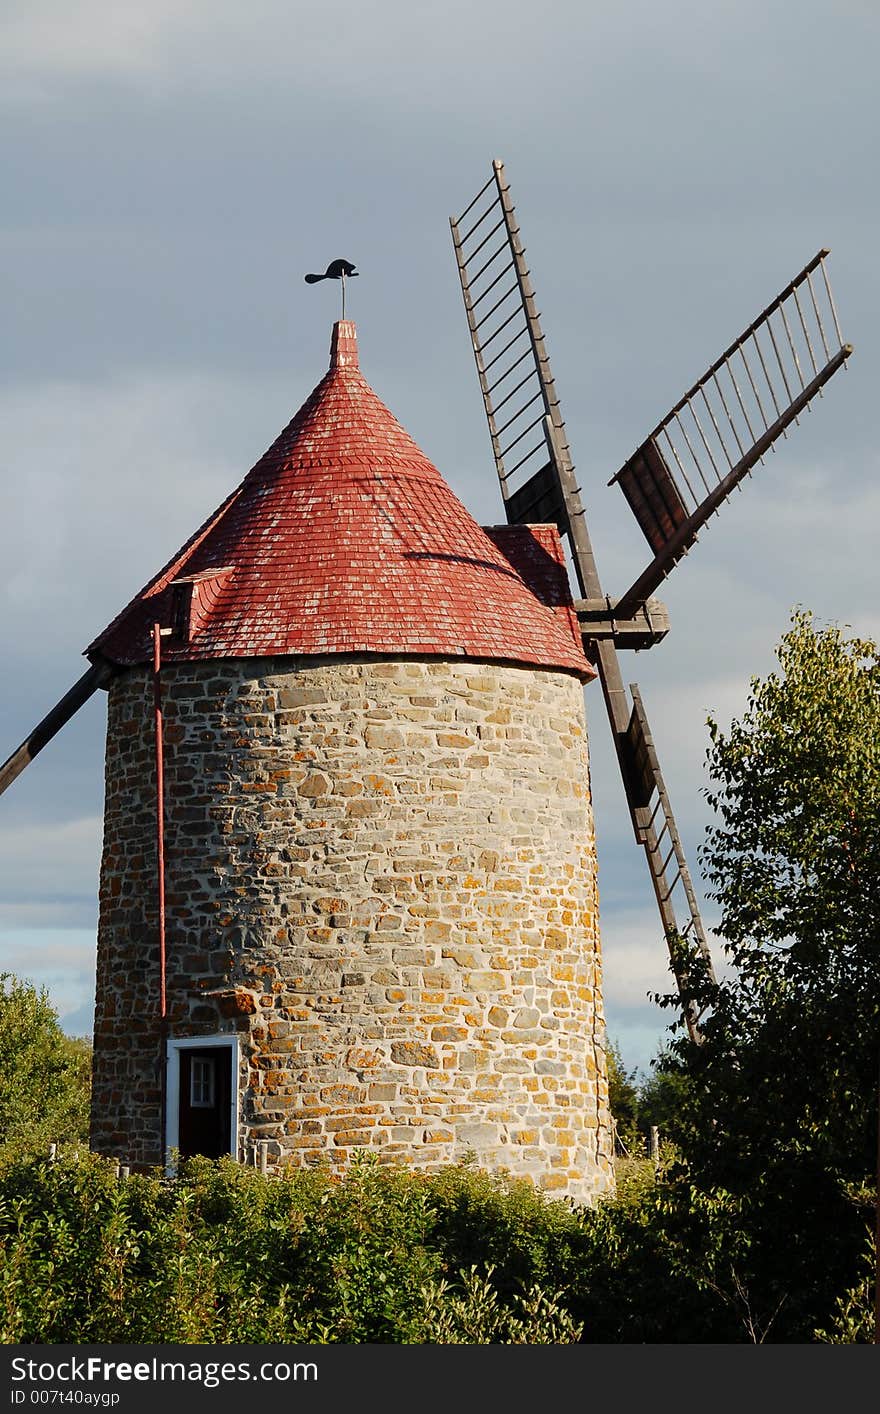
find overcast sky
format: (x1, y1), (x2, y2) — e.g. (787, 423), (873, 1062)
(1, 0), (877, 1074)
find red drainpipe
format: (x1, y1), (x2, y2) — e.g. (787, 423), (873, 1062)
(153, 623), (169, 1166)
(152, 623), (168, 1021)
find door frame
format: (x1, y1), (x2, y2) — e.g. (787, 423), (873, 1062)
(165, 1034), (240, 1171)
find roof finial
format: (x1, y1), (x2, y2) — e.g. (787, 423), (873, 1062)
(304, 258), (359, 319)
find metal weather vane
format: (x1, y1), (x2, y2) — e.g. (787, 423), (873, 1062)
(304, 258), (359, 318)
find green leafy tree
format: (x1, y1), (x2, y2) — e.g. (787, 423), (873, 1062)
(656, 610), (880, 1338)
(0, 973), (91, 1158)
(605, 1038), (641, 1151)
(636, 1055), (693, 1144)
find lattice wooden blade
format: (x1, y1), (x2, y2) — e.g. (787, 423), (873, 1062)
(587, 639), (716, 1043)
(625, 683), (716, 1041)
(449, 160), (601, 601)
(0, 661), (113, 799)
(612, 251), (852, 618)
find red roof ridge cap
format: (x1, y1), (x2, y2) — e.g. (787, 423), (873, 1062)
(330, 320), (358, 370)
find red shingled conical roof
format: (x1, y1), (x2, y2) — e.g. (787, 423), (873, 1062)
(88, 322), (593, 681)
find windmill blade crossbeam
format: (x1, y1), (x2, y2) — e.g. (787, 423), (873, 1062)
(575, 596), (670, 650)
(623, 684), (717, 1041)
(610, 251), (852, 613)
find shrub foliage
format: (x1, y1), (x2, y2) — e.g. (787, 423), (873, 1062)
(2, 612), (875, 1344)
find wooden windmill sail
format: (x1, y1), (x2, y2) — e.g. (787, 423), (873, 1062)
(450, 158), (853, 1041)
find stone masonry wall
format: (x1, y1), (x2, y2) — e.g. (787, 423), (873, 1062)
(91, 655), (614, 1202)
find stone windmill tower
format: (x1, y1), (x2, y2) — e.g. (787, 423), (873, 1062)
(84, 317), (614, 1203)
(0, 163), (851, 1201)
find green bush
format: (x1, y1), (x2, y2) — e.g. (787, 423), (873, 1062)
(0, 973), (91, 1160)
(0, 1151), (588, 1343)
(0, 1145), (871, 1343)
(813, 1236), (876, 1343)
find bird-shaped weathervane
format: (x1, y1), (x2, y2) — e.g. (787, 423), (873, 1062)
(304, 258), (359, 318)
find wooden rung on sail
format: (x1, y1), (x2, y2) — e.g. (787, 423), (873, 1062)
(450, 162), (580, 525)
(612, 251), (852, 611)
(450, 161), (606, 614)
